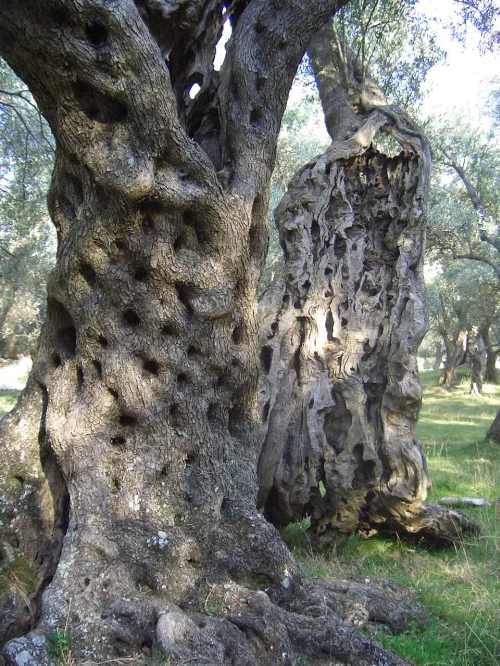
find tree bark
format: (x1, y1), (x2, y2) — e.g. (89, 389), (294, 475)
(0, 1), (426, 664)
(481, 323), (498, 383)
(487, 409), (500, 443)
(433, 343), (443, 371)
(467, 327), (487, 395)
(440, 329), (467, 388)
(257, 24), (478, 547)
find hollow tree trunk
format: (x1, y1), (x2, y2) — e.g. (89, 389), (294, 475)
(0, 2), (424, 664)
(257, 24), (478, 546)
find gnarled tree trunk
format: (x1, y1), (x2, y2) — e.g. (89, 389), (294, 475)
(257, 25), (478, 546)
(439, 327), (467, 388)
(0, 2), (426, 664)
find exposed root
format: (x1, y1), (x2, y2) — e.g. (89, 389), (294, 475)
(369, 499), (481, 547)
(3, 572), (426, 665)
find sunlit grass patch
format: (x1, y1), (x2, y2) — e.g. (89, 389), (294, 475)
(0, 389), (19, 418)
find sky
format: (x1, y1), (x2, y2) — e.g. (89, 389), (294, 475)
(210, 1), (499, 125)
(417, 0), (498, 122)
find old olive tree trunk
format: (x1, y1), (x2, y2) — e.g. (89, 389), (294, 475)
(257, 25), (478, 546)
(0, 1), (426, 664)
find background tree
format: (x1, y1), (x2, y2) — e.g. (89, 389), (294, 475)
(426, 110), (500, 430)
(0, 60), (55, 358)
(426, 262), (499, 389)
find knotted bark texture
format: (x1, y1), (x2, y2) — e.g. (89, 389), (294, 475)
(0, 1), (432, 664)
(258, 133), (478, 547)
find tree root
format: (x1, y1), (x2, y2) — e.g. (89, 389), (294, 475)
(368, 499), (481, 547)
(3, 574), (426, 665)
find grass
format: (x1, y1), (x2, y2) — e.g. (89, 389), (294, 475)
(284, 369), (500, 666)
(0, 388), (19, 418)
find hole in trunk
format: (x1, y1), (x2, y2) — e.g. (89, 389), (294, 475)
(260, 346), (273, 373)
(334, 235), (347, 258)
(48, 299), (77, 358)
(134, 267), (148, 281)
(73, 80), (127, 123)
(80, 261), (97, 285)
(207, 403), (218, 423)
(185, 451), (197, 466)
(232, 324), (244, 344)
(175, 283), (193, 313)
(250, 107), (263, 126)
(98, 335), (108, 348)
(111, 435), (126, 447)
(325, 310), (334, 342)
(92, 359), (102, 378)
(169, 403), (182, 426)
(142, 216), (155, 233)
(143, 358), (159, 375)
(119, 413), (137, 427)
(123, 309), (141, 327)
(86, 21), (108, 46)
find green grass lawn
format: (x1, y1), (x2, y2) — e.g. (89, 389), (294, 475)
(284, 369), (500, 666)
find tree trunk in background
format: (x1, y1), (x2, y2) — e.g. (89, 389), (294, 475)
(440, 330), (467, 388)
(433, 343), (443, 370)
(467, 327), (487, 395)
(257, 24), (478, 546)
(481, 323), (498, 384)
(487, 409), (500, 443)
(0, 2), (425, 664)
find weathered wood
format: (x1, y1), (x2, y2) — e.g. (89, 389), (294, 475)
(257, 23), (478, 547)
(439, 497), (491, 508)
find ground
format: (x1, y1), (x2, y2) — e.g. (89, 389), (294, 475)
(284, 369), (500, 666)
(0, 363), (499, 666)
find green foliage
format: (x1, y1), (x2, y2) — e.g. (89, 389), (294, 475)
(284, 370), (500, 666)
(426, 262), (500, 344)
(333, 0), (444, 108)
(426, 114), (499, 281)
(47, 632), (72, 663)
(0, 59), (55, 358)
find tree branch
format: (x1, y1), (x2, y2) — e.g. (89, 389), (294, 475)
(453, 252), (500, 282)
